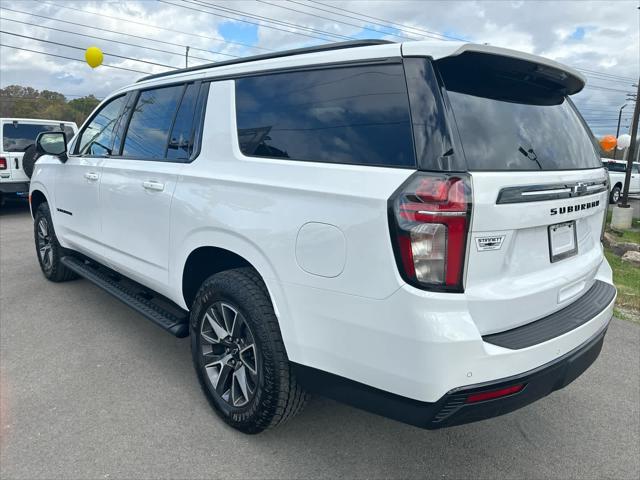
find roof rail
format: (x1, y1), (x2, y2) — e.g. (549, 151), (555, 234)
(137, 39), (395, 83)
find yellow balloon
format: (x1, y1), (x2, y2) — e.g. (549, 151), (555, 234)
(85, 46), (103, 69)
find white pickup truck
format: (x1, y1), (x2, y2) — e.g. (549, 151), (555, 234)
(602, 159), (640, 203)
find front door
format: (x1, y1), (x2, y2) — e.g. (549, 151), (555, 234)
(54, 95), (129, 257)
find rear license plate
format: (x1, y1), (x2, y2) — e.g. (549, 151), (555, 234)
(548, 221), (578, 262)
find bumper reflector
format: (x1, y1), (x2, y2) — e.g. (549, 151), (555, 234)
(465, 384), (525, 403)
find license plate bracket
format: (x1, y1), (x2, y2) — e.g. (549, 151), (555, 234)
(548, 221), (578, 263)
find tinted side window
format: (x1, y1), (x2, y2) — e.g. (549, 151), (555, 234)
(123, 85), (183, 159)
(403, 58), (463, 171)
(235, 64), (415, 168)
(166, 83), (199, 161)
(77, 96), (127, 155)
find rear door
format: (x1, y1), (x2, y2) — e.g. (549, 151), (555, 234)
(434, 54), (608, 335)
(99, 82), (205, 295)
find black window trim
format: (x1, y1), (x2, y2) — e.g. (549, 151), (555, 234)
(71, 80), (209, 164)
(232, 58), (419, 170)
(402, 55), (468, 173)
(70, 93), (129, 157)
(162, 83), (189, 159)
(114, 80), (208, 164)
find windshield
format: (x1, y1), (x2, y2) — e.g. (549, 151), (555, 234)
(446, 91), (601, 171)
(2, 123), (75, 152)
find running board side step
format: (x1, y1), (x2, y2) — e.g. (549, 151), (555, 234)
(61, 256), (190, 338)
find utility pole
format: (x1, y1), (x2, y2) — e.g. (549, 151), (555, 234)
(619, 80), (640, 208)
(613, 104), (627, 160)
(185, 46), (190, 68)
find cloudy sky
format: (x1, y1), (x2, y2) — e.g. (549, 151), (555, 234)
(0, 0), (638, 136)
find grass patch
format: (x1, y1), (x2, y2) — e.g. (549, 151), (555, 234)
(604, 248), (640, 323)
(618, 229), (640, 244)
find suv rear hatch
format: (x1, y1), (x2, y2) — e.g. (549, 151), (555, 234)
(442, 50), (608, 335)
(399, 47), (609, 335)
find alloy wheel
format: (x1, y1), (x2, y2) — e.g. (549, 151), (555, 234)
(37, 218), (53, 270)
(612, 190), (620, 203)
(200, 302), (259, 408)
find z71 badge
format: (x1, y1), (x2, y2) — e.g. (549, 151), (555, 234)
(476, 235), (505, 251)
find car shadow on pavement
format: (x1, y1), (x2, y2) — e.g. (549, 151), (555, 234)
(0, 198), (30, 216)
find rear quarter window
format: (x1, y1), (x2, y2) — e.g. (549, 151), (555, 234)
(234, 63), (416, 168)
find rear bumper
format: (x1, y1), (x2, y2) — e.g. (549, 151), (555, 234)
(0, 181), (29, 194)
(427, 321), (609, 428)
(293, 320), (609, 429)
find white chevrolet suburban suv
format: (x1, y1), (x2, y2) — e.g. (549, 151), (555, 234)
(29, 40), (616, 434)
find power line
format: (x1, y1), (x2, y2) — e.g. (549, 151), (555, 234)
(188, 0), (354, 41)
(306, 0), (466, 41)
(584, 84), (637, 93)
(0, 30), (178, 70)
(159, 0), (337, 42)
(575, 67), (636, 82)
(0, 7), (238, 60)
(0, 15), (214, 65)
(253, 0), (415, 41)
(0, 43), (149, 74)
(303, 0), (635, 85)
(42, 1), (269, 52)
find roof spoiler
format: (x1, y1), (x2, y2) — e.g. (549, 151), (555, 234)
(434, 44), (585, 99)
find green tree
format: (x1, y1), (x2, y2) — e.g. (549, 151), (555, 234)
(0, 85), (100, 126)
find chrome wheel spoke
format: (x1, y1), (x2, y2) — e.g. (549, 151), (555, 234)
(220, 303), (238, 338)
(204, 310), (228, 342)
(239, 343), (258, 377)
(38, 219), (48, 238)
(232, 365), (251, 406)
(204, 353), (234, 396)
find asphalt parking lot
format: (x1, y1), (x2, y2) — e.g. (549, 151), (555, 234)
(1, 199), (639, 480)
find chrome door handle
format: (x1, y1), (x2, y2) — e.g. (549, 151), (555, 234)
(84, 172), (99, 181)
(143, 180), (164, 191)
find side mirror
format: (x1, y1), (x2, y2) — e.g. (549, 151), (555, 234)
(36, 131), (68, 162)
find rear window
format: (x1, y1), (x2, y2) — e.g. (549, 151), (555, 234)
(2, 122), (74, 152)
(235, 63), (416, 168)
(438, 57), (601, 171)
(446, 92), (601, 171)
(604, 162), (627, 173)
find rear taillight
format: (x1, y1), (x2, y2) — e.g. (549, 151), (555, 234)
(389, 173), (472, 292)
(0, 157), (7, 170)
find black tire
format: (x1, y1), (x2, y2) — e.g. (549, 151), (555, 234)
(610, 185), (621, 204)
(22, 144), (41, 179)
(33, 202), (78, 282)
(190, 267), (307, 434)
